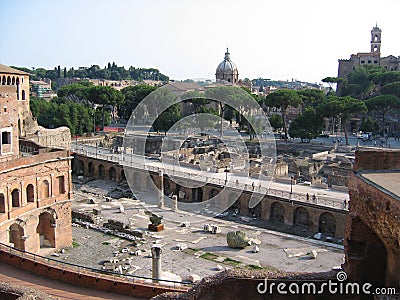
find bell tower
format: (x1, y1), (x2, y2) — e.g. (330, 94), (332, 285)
(371, 24), (381, 54)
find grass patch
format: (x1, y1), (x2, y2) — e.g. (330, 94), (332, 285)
(223, 257), (241, 267)
(200, 252), (218, 261)
(183, 248), (200, 255)
(72, 239), (80, 248)
(246, 264), (263, 270)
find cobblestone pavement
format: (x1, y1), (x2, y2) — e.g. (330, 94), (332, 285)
(54, 179), (344, 282)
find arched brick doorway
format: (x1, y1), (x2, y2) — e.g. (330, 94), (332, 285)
(318, 212), (336, 236)
(293, 207), (310, 229)
(26, 184), (35, 203)
(270, 202), (285, 224)
(346, 217), (387, 287)
(208, 189), (219, 199)
(108, 167), (116, 181)
(37, 212), (56, 248)
(192, 187), (203, 202)
(11, 189), (20, 207)
(9, 223), (25, 250)
(0, 193), (5, 213)
(77, 160), (84, 175)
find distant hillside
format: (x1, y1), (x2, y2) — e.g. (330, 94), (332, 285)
(12, 62), (169, 82)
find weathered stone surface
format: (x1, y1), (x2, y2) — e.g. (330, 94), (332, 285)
(310, 249), (318, 259)
(226, 231), (249, 249)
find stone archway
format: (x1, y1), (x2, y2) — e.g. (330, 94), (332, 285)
(26, 184), (35, 203)
(9, 223), (25, 250)
(108, 167), (116, 181)
(345, 217), (387, 287)
(293, 207), (310, 229)
(208, 189), (219, 199)
(0, 193), (5, 213)
(318, 212), (336, 236)
(270, 202), (285, 224)
(37, 212), (56, 248)
(77, 160), (84, 175)
(192, 187), (203, 202)
(11, 189), (20, 208)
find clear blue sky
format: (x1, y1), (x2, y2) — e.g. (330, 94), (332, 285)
(1, 0), (400, 84)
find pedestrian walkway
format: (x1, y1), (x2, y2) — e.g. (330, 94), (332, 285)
(0, 262), (142, 300)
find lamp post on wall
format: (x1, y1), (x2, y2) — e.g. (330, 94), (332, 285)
(224, 166), (229, 185)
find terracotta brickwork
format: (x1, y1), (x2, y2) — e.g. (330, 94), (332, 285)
(344, 149), (400, 288)
(0, 64), (73, 253)
(0, 149), (73, 252)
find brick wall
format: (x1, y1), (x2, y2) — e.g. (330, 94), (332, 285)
(354, 149), (400, 171)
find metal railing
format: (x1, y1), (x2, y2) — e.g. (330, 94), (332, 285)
(0, 241), (193, 290)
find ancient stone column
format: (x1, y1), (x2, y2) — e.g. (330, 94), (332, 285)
(151, 244), (162, 282)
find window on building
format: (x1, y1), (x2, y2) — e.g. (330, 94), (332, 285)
(3, 107), (6, 113)
(2, 132), (11, 144)
(56, 176), (65, 194)
(21, 90), (26, 100)
(368, 60), (372, 64)
(361, 60), (365, 64)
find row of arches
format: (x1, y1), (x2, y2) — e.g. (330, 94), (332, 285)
(1, 75), (22, 86)
(74, 158), (342, 237)
(9, 212), (56, 251)
(270, 202), (336, 236)
(0, 75), (26, 100)
(0, 177), (65, 214)
(75, 160), (125, 182)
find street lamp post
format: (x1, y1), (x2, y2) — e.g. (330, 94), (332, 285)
(290, 176), (294, 195)
(224, 166), (228, 185)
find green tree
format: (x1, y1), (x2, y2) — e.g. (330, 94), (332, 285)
(289, 108), (323, 142)
(365, 94), (400, 136)
(205, 86), (245, 137)
(297, 89), (325, 109)
(87, 86), (124, 130)
(119, 85), (157, 120)
(269, 114), (283, 131)
(359, 116), (375, 134)
(57, 82), (93, 102)
(317, 96), (367, 145)
(380, 82), (400, 98)
(264, 89), (301, 140)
